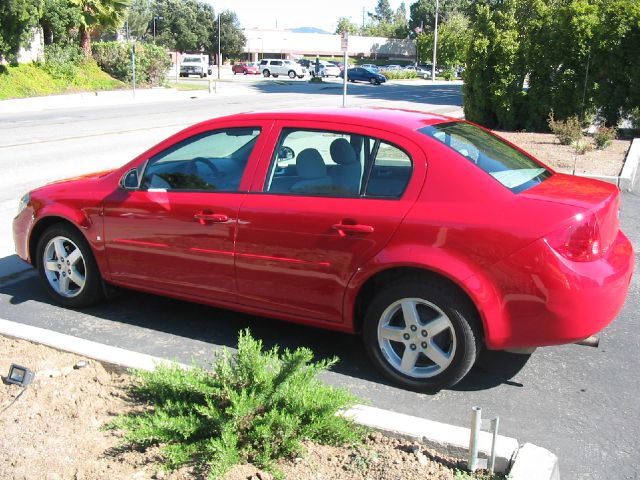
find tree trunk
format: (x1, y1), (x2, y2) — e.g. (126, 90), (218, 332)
(80, 26), (92, 57)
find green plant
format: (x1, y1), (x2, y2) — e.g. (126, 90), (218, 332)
(630, 107), (640, 130)
(107, 329), (363, 479)
(593, 125), (616, 149)
(548, 113), (583, 145)
(382, 69), (417, 80)
(442, 67), (458, 81)
(92, 41), (171, 87)
(574, 138), (593, 155)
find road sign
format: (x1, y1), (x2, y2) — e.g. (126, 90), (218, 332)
(341, 32), (349, 51)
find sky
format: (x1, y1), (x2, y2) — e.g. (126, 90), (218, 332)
(208, 0), (408, 33)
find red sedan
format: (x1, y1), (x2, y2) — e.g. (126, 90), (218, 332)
(232, 62), (260, 75)
(12, 108), (634, 391)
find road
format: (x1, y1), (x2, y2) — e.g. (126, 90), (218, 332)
(1, 80), (638, 479)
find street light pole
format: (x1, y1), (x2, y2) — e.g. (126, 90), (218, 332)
(431, 0), (439, 81)
(217, 13), (221, 80)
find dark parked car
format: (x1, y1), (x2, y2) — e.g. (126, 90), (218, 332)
(344, 67), (387, 85)
(13, 108), (634, 392)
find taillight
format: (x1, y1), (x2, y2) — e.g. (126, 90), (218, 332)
(547, 212), (602, 262)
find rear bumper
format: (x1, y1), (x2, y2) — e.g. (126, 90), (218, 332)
(479, 230), (634, 350)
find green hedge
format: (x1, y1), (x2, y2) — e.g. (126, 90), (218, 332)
(93, 41), (171, 87)
(381, 70), (418, 80)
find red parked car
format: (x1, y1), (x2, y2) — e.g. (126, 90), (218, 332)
(12, 108), (634, 391)
(232, 62), (260, 75)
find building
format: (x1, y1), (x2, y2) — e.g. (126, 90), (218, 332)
(241, 28), (415, 62)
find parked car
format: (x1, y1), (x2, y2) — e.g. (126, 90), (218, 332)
(312, 61), (341, 78)
(382, 64), (402, 71)
(13, 108), (634, 392)
(259, 59), (307, 79)
(179, 55), (212, 78)
(344, 67), (387, 85)
(360, 64), (380, 72)
(232, 62), (260, 75)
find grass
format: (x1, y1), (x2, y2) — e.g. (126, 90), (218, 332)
(166, 81), (209, 91)
(0, 61), (123, 100)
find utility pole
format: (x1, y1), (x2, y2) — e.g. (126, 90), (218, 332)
(431, 0), (439, 81)
(217, 13), (221, 80)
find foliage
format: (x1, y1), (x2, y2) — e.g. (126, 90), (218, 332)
(92, 40), (170, 85)
(0, 0), (42, 63)
(382, 69), (416, 80)
(548, 114), (583, 146)
(0, 59), (122, 99)
(40, 0), (81, 46)
(124, 0), (152, 39)
(212, 10), (246, 62)
(464, 0), (640, 131)
(107, 329), (363, 479)
(153, 0), (214, 53)
(335, 17), (360, 35)
(409, 0), (472, 36)
(417, 11), (470, 70)
(71, 0), (130, 56)
(361, 0), (408, 38)
(593, 126), (616, 149)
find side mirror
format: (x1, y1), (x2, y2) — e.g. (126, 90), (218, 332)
(120, 168), (140, 190)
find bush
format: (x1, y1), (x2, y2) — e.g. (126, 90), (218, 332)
(629, 107), (640, 130)
(548, 113), (583, 145)
(593, 126), (616, 149)
(441, 67), (458, 81)
(41, 44), (84, 82)
(107, 329), (363, 479)
(381, 69), (417, 80)
(93, 41), (171, 87)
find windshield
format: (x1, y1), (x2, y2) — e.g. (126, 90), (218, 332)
(418, 122), (552, 193)
(183, 57), (202, 63)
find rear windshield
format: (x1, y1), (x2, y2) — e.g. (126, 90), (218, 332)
(418, 122), (552, 193)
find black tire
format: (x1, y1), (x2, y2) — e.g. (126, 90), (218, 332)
(297, 75), (304, 79)
(288, 70), (296, 79)
(369, 77), (376, 85)
(36, 224), (104, 308)
(263, 69), (270, 77)
(272, 74), (279, 78)
(243, 71), (248, 75)
(362, 279), (482, 392)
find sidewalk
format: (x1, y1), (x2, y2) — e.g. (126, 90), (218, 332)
(0, 83), (257, 115)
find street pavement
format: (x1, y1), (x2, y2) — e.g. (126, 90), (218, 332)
(0, 80), (638, 479)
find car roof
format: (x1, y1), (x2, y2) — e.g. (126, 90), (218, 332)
(205, 108), (458, 131)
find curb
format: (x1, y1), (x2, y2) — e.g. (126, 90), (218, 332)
(579, 137), (640, 192)
(0, 318), (558, 479)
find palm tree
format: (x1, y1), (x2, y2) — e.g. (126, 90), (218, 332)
(71, 0), (130, 56)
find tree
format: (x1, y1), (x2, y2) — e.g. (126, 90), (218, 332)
(409, 0), (471, 36)
(0, 0), (42, 63)
(211, 10), (245, 62)
(153, 0), (214, 53)
(40, 0), (81, 45)
(70, 0), (129, 56)
(335, 17), (359, 35)
(370, 0), (393, 23)
(124, 0), (152, 39)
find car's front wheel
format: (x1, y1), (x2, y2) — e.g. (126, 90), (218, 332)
(36, 224), (104, 308)
(363, 280), (481, 392)
(369, 78), (377, 85)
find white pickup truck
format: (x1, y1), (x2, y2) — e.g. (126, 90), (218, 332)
(179, 55), (212, 78)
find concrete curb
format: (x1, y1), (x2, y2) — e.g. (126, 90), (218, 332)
(579, 137), (640, 192)
(0, 317), (558, 479)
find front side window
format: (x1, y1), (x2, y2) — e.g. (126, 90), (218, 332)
(419, 122), (551, 193)
(264, 128), (412, 198)
(141, 127), (260, 192)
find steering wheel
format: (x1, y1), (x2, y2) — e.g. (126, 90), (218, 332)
(190, 157), (220, 176)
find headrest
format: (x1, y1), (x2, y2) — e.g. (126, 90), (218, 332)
(330, 138), (358, 165)
(296, 148), (327, 178)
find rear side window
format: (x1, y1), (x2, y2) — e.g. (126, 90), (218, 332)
(419, 122), (552, 193)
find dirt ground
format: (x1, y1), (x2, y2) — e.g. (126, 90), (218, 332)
(495, 130), (630, 177)
(0, 336), (484, 480)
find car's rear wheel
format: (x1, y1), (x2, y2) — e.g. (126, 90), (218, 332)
(36, 224), (104, 308)
(288, 70), (296, 79)
(263, 69), (270, 77)
(363, 280), (481, 392)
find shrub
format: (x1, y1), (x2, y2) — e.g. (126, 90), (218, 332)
(93, 41), (171, 87)
(593, 126), (616, 149)
(381, 69), (417, 80)
(548, 113), (583, 145)
(442, 67), (458, 81)
(629, 107), (640, 130)
(107, 329), (363, 479)
(574, 139), (592, 155)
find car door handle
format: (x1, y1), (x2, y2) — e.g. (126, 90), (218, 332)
(194, 213), (229, 224)
(331, 223), (374, 236)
